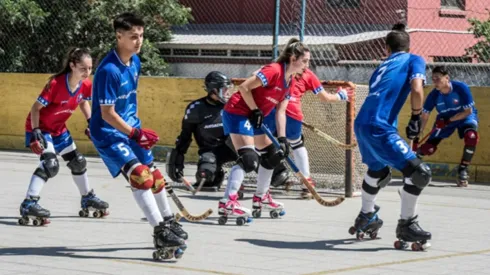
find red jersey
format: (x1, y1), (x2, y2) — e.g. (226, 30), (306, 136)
(25, 74), (92, 136)
(224, 63), (294, 117)
(287, 68), (324, 121)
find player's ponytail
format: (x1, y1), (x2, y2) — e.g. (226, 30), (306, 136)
(45, 47), (91, 89)
(276, 38), (310, 64)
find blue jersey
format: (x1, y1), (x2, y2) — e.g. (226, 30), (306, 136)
(90, 50), (142, 147)
(356, 52), (426, 129)
(422, 81), (478, 120)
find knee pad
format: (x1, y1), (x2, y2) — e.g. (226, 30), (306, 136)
(148, 164), (166, 194)
(289, 135), (304, 150)
(259, 144), (283, 170)
(40, 152), (59, 178)
(129, 164), (154, 190)
(62, 150), (87, 175)
(271, 162), (289, 187)
(418, 143), (437, 156)
(237, 147), (259, 173)
(464, 130), (479, 147)
(367, 166), (392, 189)
(196, 152), (217, 183)
(402, 158), (432, 190)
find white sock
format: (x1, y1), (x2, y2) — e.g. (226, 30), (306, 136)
(400, 178), (419, 220)
(132, 189), (163, 227)
(26, 174), (45, 198)
(292, 147), (310, 178)
(361, 173), (379, 213)
(224, 165), (244, 199)
(255, 165), (273, 197)
(72, 172), (91, 196)
(154, 188), (173, 218)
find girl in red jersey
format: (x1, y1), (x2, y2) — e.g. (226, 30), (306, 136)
(218, 38), (310, 225)
(19, 48), (109, 226)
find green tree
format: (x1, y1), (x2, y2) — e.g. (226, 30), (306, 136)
(466, 12), (490, 63)
(0, 0), (192, 76)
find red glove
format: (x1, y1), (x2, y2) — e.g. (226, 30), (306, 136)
(29, 128), (46, 155)
(435, 118), (450, 129)
(129, 128), (159, 149)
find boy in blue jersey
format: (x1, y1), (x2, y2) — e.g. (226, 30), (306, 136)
(349, 24), (432, 250)
(416, 66), (479, 187)
(90, 12), (187, 258)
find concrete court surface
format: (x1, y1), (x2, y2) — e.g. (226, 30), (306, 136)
(0, 151), (489, 275)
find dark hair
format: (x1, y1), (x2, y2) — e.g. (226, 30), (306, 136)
(45, 47), (91, 89)
(386, 23), (410, 53)
(113, 12), (145, 32)
(432, 66), (449, 76)
(276, 38), (310, 63)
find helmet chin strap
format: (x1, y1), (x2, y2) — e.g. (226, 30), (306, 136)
(207, 88), (226, 104)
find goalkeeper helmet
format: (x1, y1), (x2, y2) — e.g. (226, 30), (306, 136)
(204, 71), (233, 103)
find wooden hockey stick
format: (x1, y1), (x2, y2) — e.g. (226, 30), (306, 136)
(166, 185), (213, 222)
(192, 178), (206, 195)
(261, 124), (345, 207)
(302, 121), (357, 149)
(181, 177), (196, 193)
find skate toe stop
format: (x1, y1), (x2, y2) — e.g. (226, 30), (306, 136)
(279, 210), (286, 216)
(246, 217), (253, 223)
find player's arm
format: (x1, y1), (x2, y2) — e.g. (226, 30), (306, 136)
(238, 75), (262, 110)
(175, 104), (199, 155)
(420, 91), (436, 134)
(405, 56), (426, 139)
(30, 102), (44, 129)
(79, 101), (91, 121)
(31, 84), (53, 129)
(101, 106), (133, 134)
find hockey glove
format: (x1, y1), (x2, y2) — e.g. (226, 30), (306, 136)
(30, 128), (47, 155)
(84, 118), (91, 140)
(435, 118), (450, 129)
(129, 128), (159, 150)
(277, 137), (290, 158)
(406, 114), (421, 140)
(336, 87), (354, 102)
(249, 109), (264, 129)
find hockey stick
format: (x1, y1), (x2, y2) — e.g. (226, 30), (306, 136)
(165, 185), (213, 222)
(261, 124), (345, 207)
(411, 128), (436, 151)
(181, 177), (196, 193)
(192, 178), (206, 195)
(302, 121), (357, 149)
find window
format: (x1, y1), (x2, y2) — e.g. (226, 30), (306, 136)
(441, 0), (465, 10)
(326, 0), (360, 9)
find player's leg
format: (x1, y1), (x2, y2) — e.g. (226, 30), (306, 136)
(56, 132), (109, 217)
(218, 110), (255, 224)
(130, 141), (188, 240)
(19, 132), (56, 225)
(456, 122), (479, 187)
(210, 144), (237, 190)
(195, 151), (218, 188)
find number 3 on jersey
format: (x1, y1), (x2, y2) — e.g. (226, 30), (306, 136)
(370, 65), (388, 89)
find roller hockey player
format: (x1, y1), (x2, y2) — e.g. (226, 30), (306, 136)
(416, 66), (479, 187)
(349, 24), (432, 251)
(20, 47), (108, 226)
(167, 71), (291, 195)
(90, 12), (186, 260)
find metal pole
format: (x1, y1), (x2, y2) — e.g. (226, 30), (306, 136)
(272, 0), (280, 60)
(300, 0), (306, 42)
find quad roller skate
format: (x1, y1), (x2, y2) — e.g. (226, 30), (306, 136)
(164, 214), (188, 240)
(252, 191), (285, 219)
(300, 177), (316, 200)
(348, 205), (383, 240)
(218, 193), (252, 226)
(78, 189), (109, 218)
(18, 196), (51, 226)
(152, 221), (187, 261)
(394, 215), (431, 251)
(457, 166), (469, 187)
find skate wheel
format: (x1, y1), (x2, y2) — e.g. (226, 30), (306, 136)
(348, 226), (356, 235)
(33, 219), (40, 226)
(370, 232), (377, 239)
(42, 218), (50, 225)
(394, 240), (407, 250)
(252, 210), (261, 218)
(93, 211), (100, 218)
(269, 211), (279, 219)
(218, 216), (227, 225)
(356, 232), (364, 240)
(152, 251), (160, 260)
(411, 242), (423, 251)
(163, 251), (173, 260)
(236, 217), (246, 226)
(18, 218), (27, 226)
(238, 191), (244, 200)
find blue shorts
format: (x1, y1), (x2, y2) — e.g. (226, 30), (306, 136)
(25, 130), (75, 154)
(430, 115), (478, 140)
(250, 109), (302, 140)
(354, 124), (416, 172)
(222, 110), (276, 136)
(95, 138), (154, 178)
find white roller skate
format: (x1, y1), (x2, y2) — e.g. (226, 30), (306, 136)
(252, 191), (285, 219)
(218, 193), (252, 226)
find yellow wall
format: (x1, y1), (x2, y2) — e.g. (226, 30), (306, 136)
(0, 73), (488, 182)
